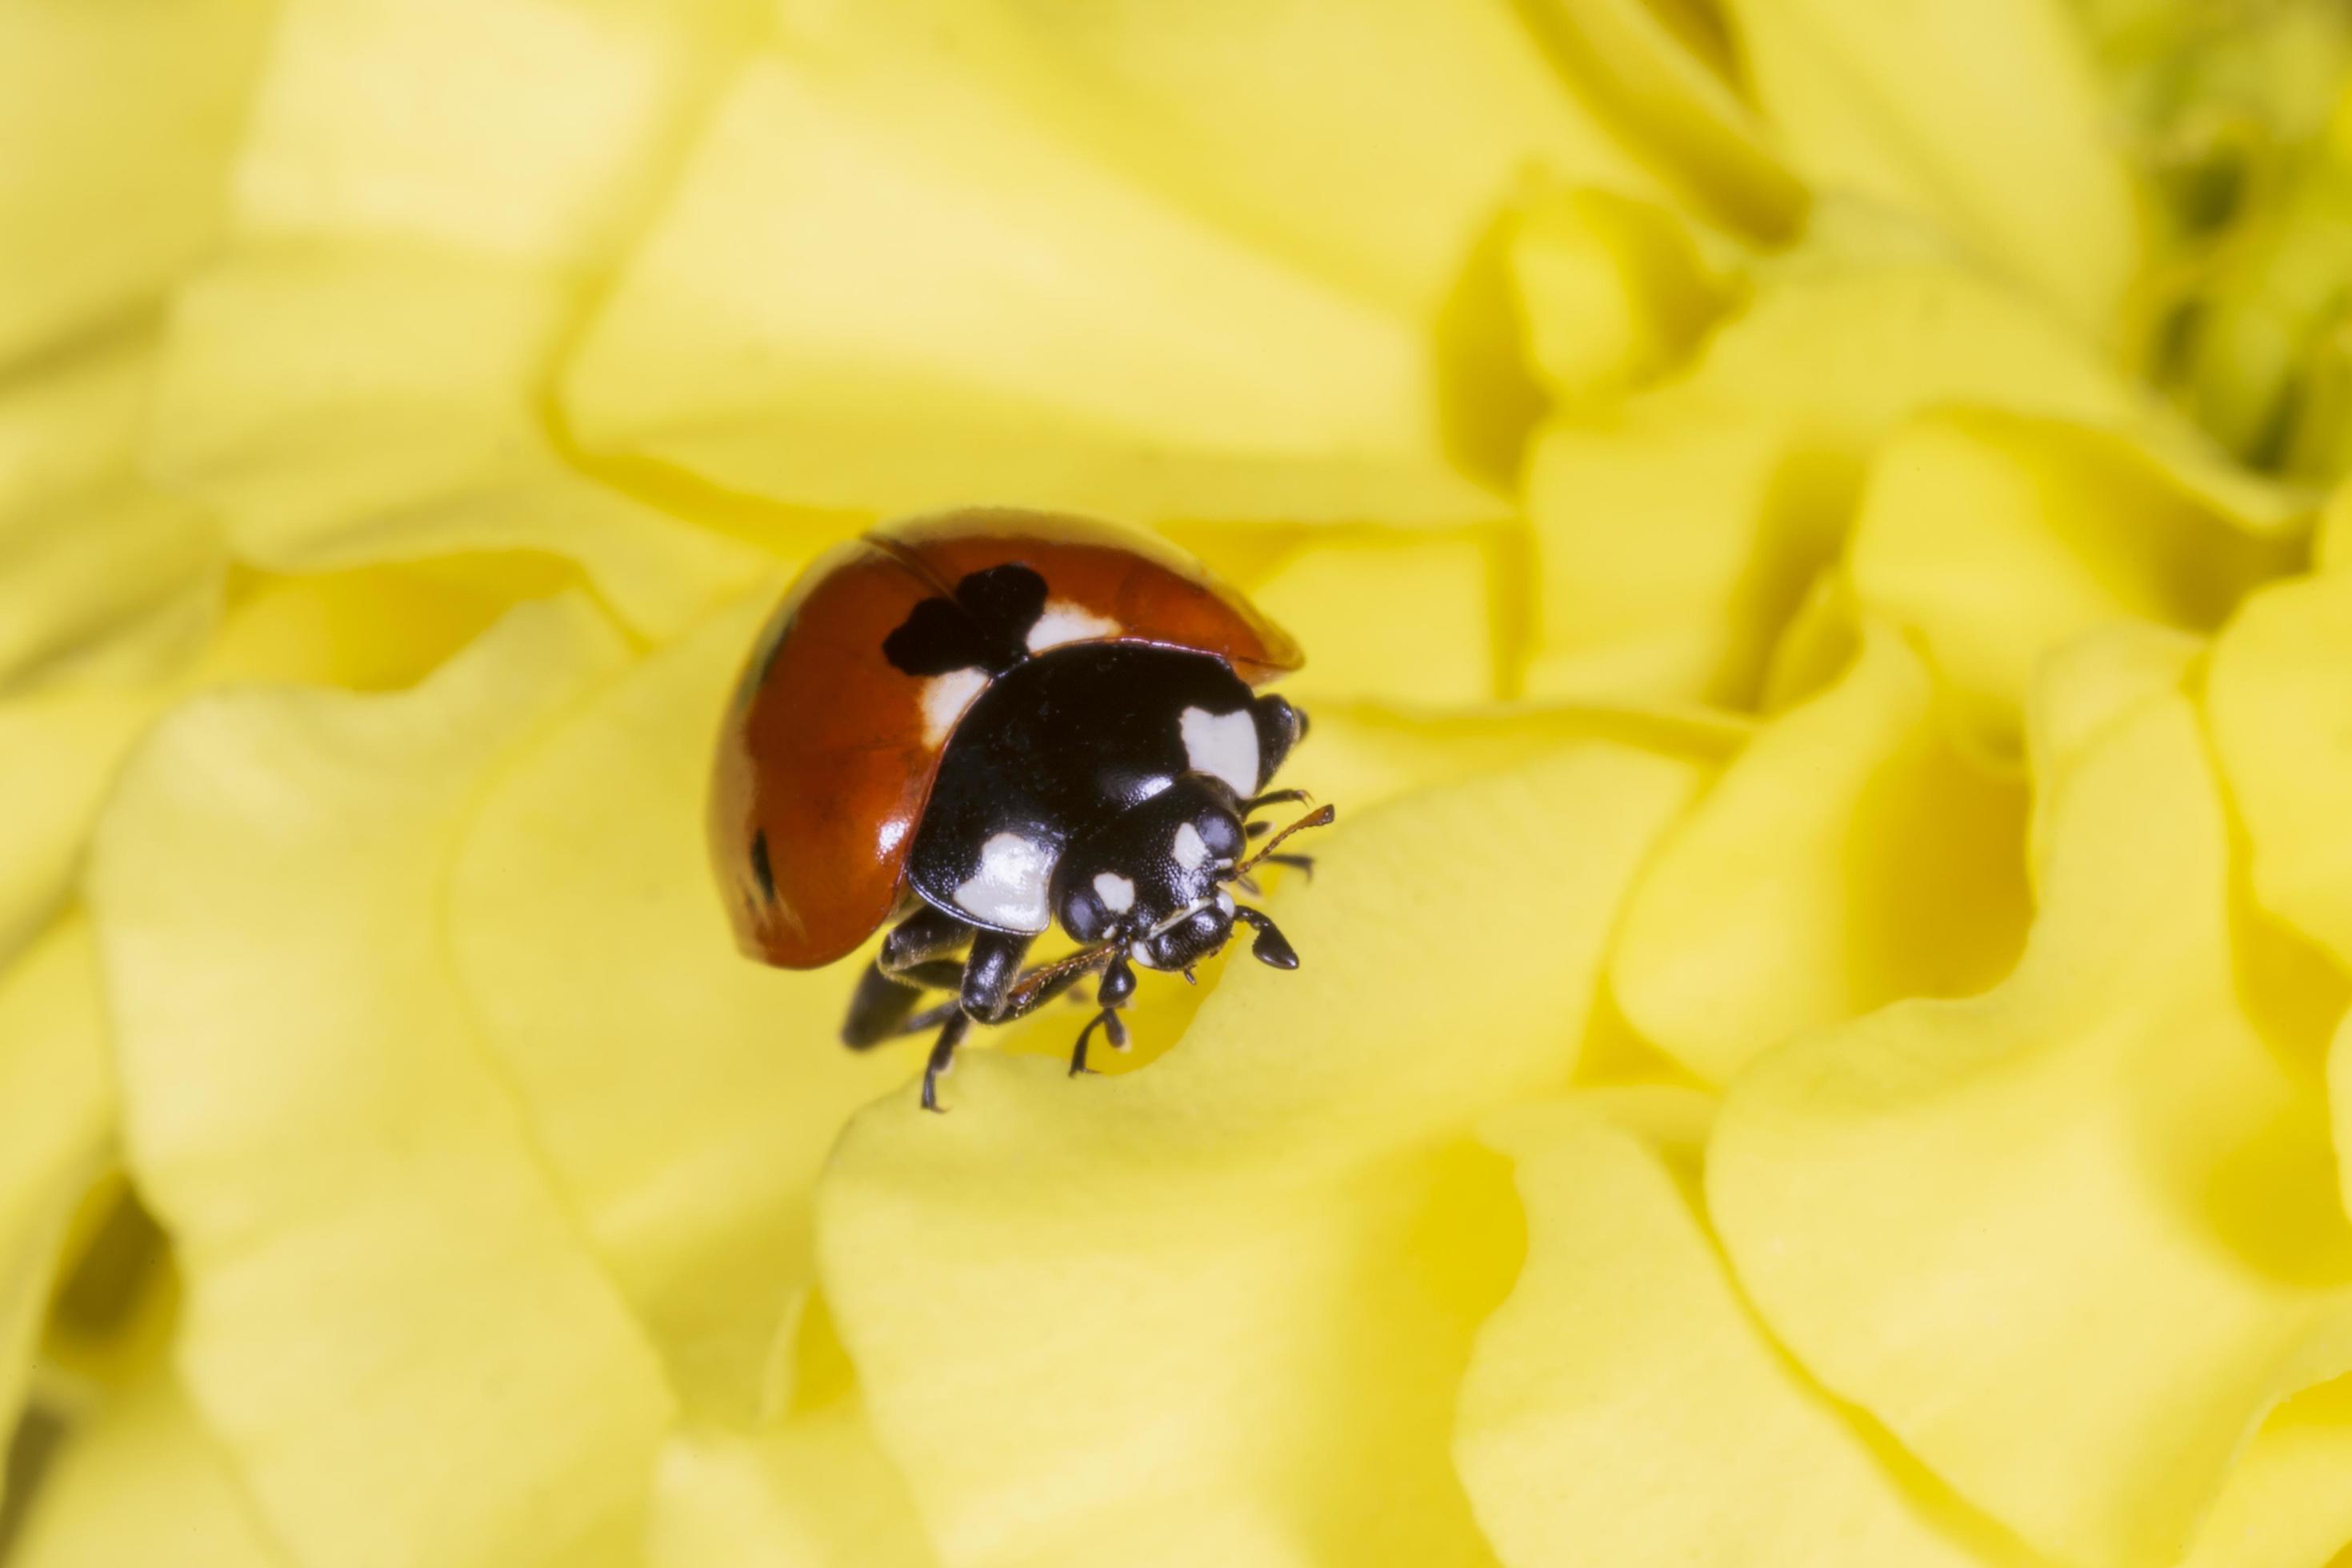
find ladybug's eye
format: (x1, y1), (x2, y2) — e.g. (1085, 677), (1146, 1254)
(1062, 870), (1138, 941)
(1196, 813), (1244, 861)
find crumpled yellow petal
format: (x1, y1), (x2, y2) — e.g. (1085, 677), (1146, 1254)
(1295, 699), (1747, 819)
(1690, 222), (2298, 521)
(0, 335), (224, 696)
(148, 0), (772, 637)
(2177, 1375), (2352, 1568)
(1719, 0), (2138, 332)
(1522, 405), (1825, 704)
(801, 0), (1674, 311)
(2021, 620), (2202, 889)
(0, 922), (115, 1495)
(1526, 0), (1805, 239)
(650, 1407), (936, 1568)
(0, 0), (273, 366)
(1709, 687), (2352, 1568)
(650, 1308), (934, 1568)
(1508, 183), (1732, 407)
(1612, 622), (2028, 1084)
(562, 16), (1537, 526)
(2206, 569), (2352, 967)
(1246, 531), (1504, 707)
(0, 482), (222, 697)
(8, 1370), (283, 1568)
(193, 566), (527, 695)
(1850, 408), (2298, 750)
(1457, 1090), (2024, 1567)
(0, 560), (538, 970)
(446, 584), (911, 1422)
(1519, 230), (2198, 706)
(2206, 571), (2352, 1276)
(87, 598), (678, 1568)
(817, 743), (1698, 1567)
(0, 690), (161, 967)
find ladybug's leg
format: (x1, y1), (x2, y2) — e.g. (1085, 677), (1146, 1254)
(958, 930), (1034, 1025)
(882, 904), (973, 972)
(841, 906), (972, 1049)
(917, 931), (1029, 1113)
(1067, 954), (1138, 1077)
(1230, 906), (1300, 969)
(919, 1014), (971, 1114)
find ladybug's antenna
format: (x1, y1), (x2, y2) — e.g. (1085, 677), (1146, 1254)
(1223, 803), (1334, 882)
(1002, 940), (1118, 1013)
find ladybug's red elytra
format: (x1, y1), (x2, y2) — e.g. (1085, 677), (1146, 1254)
(711, 507), (1331, 1110)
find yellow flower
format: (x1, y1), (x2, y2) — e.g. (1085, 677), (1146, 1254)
(4, 2), (2351, 1567)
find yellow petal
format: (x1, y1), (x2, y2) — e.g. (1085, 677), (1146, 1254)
(446, 585), (911, 1422)
(0, 690), (162, 966)
(651, 1306), (937, 1568)
(87, 599), (678, 1568)
(1522, 404), (1831, 704)
(9, 1370), (283, 1568)
(1519, 230), (2201, 707)
(1246, 531), (1504, 707)
(0, 330), (159, 517)
(2206, 569), (2352, 968)
(194, 566), (530, 694)
(2179, 1374), (2352, 1568)
(755, 0), (1656, 321)
(1612, 622), (2029, 1084)
(1720, 0), (2138, 332)
(149, 0), (773, 637)
(1709, 690), (2352, 1568)
(1509, 183), (1734, 406)
(0, 559), (542, 970)
(2022, 620), (2202, 889)
(0, 335), (225, 697)
(1694, 224), (2297, 524)
(0, 922), (116, 1490)
(0, 482), (222, 697)
(1702, 222), (2142, 436)
(2326, 481), (2352, 569)
(650, 1409), (937, 1568)
(562, 31), (1526, 526)
(1850, 409), (2298, 751)
(1458, 1091), (2023, 1567)
(1295, 698), (1749, 818)
(152, 248), (767, 639)
(0, 0), (273, 366)
(816, 744), (1697, 1567)
(1526, 0), (1806, 239)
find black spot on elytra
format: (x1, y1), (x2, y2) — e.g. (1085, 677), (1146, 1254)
(749, 830), (777, 902)
(882, 563), (1048, 677)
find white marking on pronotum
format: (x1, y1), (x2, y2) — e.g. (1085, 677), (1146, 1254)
(1180, 706), (1259, 798)
(952, 832), (1054, 931)
(1215, 889), (1235, 915)
(1094, 872), (1136, 913)
(920, 668), (990, 747)
(1146, 894), (1218, 937)
(1026, 601), (1120, 653)
(1171, 822), (1210, 871)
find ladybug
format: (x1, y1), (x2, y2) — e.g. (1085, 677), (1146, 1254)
(712, 508), (1332, 1111)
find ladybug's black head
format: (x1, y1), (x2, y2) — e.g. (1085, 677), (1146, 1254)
(1052, 776), (1246, 970)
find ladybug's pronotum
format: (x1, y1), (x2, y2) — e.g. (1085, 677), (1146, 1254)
(710, 508), (1330, 1110)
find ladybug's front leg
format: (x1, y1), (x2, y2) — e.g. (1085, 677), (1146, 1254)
(917, 930), (1033, 1112)
(1067, 954), (1137, 1077)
